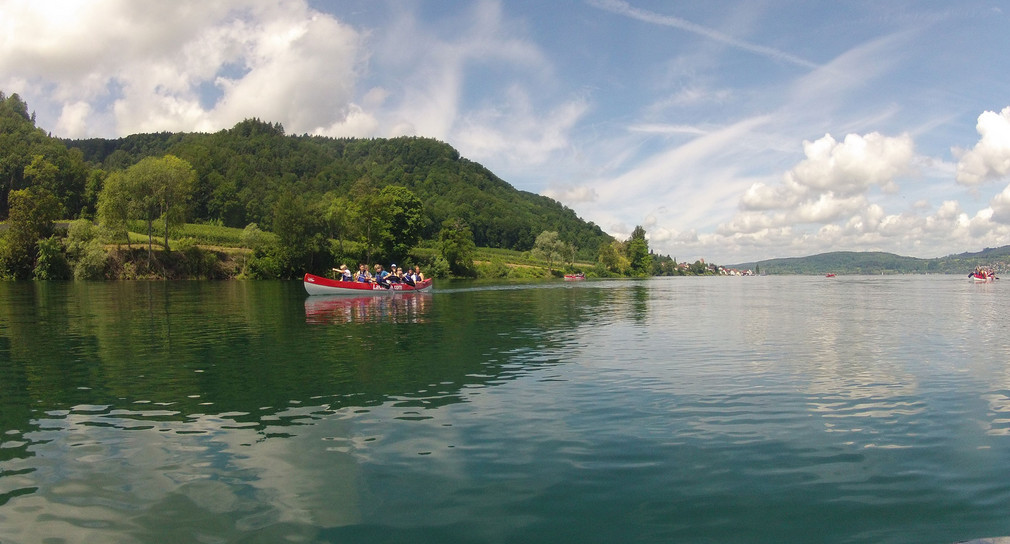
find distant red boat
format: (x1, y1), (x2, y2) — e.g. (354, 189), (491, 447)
(564, 273), (585, 281)
(969, 272), (997, 283)
(303, 273), (433, 295)
(825, 273), (836, 278)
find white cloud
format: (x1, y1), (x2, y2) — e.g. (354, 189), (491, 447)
(793, 193), (868, 224)
(733, 131), (914, 234)
(54, 101), (92, 138)
(627, 123), (708, 136)
(787, 132), (914, 197)
(0, 1), (366, 137)
(955, 106), (1010, 186)
(588, 0), (819, 69)
(542, 185), (598, 204)
(989, 183), (1010, 224)
(736, 136), (915, 227)
(455, 87), (588, 167)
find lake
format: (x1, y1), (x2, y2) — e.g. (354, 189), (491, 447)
(1, 276), (1009, 543)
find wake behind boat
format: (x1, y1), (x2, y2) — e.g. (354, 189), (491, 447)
(304, 273), (433, 295)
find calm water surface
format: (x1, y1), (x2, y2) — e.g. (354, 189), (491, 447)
(1, 276), (1009, 543)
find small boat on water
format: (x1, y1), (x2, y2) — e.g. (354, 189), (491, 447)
(303, 273), (433, 295)
(969, 267), (998, 283)
(564, 273), (586, 281)
(969, 272), (997, 283)
(825, 273), (836, 278)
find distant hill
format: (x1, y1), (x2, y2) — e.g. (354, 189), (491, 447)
(730, 247), (1010, 275)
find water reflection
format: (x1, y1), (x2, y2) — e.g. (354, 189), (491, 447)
(5, 277), (1010, 543)
(0, 402), (364, 542)
(304, 293), (431, 324)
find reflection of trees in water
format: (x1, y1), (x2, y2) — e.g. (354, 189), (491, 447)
(0, 281), (608, 441)
(1, 280), (616, 518)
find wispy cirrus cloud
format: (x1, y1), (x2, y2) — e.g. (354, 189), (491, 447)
(587, 0), (820, 70)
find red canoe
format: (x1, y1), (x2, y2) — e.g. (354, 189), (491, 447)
(303, 273), (433, 295)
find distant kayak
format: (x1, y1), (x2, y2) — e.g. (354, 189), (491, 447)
(564, 273), (585, 281)
(825, 273), (836, 277)
(303, 273), (433, 295)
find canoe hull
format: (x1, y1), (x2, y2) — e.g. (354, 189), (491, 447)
(303, 273), (433, 295)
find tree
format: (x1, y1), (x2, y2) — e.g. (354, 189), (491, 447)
(96, 171), (132, 249)
(23, 155), (58, 194)
(65, 219), (107, 280)
(118, 155), (196, 259)
(353, 188), (388, 265)
(240, 222), (267, 274)
(271, 189), (326, 276)
(531, 230), (568, 274)
(598, 240), (629, 275)
(626, 225), (652, 276)
(439, 218), (476, 277)
(320, 192), (355, 254)
(0, 187), (61, 279)
(34, 235), (70, 280)
(378, 185), (424, 262)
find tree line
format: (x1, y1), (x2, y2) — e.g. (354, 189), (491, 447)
(1, 91), (711, 280)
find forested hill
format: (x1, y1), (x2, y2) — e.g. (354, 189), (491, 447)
(732, 247), (1010, 275)
(65, 119), (610, 256)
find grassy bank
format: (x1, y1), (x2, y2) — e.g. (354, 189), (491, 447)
(110, 222), (591, 280)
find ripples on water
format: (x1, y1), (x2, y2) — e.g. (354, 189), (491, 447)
(2, 277), (1010, 543)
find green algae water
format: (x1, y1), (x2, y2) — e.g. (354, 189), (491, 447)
(2, 276), (1010, 543)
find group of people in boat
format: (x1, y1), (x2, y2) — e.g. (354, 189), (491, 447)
(334, 263), (424, 287)
(972, 266), (997, 280)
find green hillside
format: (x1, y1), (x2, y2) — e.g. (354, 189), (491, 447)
(66, 120), (610, 258)
(732, 247), (1010, 275)
(4, 91), (653, 280)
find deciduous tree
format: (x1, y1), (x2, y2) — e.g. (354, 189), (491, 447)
(0, 187), (61, 279)
(439, 218), (476, 277)
(627, 225), (652, 276)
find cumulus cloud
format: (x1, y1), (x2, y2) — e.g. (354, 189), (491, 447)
(787, 132), (914, 196)
(792, 193), (868, 223)
(955, 107), (1010, 186)
(735, 131), (914, 230)
(0, 1), (365, 137)
(989, 183), (1010, 224)
(752, 134), (908, 230)
(669, 128), (997, 263)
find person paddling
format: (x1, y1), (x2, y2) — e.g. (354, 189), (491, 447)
(355, 263), (371, 283)
(373, 264), (390, 288)
(387, 264), (402, 284)
(333, 264), (352, 281)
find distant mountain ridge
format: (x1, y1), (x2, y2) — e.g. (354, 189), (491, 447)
(730, 246), (1010, 275)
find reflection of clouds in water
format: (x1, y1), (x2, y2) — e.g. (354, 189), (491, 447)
(2, 404), (363, 542)
(553, 277), (1010, 450)
(980, 392), (1010, 436)
(948, 281), (1010, 437)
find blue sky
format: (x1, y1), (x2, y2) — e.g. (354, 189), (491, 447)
(3, 0), (1010, 264)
